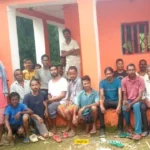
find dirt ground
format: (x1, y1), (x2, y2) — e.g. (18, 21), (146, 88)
(0, 128), (150, 150)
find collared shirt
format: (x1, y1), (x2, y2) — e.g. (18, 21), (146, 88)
(67, 77), (82, 104)
(35, 67), (52, 90)
(144, 76), (150, 100)
(122, 76), (145, 101)
(23, 70), (36, 80)
(61, 39), (80, 65)
(10, 80), (31, 102)
(100, 78), (121, 101)
(76, 89), (99, 115)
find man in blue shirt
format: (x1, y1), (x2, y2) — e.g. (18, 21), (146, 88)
(23, 79), (49, 140)
(4, 92), (33, 144)
(99, 67), (123, 137)
(73, 75), (99, 135)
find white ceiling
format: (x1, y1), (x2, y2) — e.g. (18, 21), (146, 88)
(33, 5), (64, 19)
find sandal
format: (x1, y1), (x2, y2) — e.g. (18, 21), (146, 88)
(90, 129), (97, 135)
(119, 132), (130, 138)
(109, 140), (124, 148)
(132, 134), (142, 140)
(52, 135), (62, 143)
(62, 132), (68, 138)
(68, 131), (75, 137)
(23, 138), (30, 143)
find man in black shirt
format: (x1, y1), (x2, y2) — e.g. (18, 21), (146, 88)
(23, 79), (49, 139)
(114, 59), (127, 80)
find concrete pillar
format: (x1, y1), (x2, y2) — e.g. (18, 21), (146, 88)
(33, 18), (45, 64)
(77, 0), (101, 90)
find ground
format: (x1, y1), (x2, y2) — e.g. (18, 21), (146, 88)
(0, 128), (150, 150)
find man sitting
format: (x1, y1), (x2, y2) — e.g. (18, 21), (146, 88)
(4, 92), (33, 144)
(58, 66), (82, 137)
(99, 67), (123, 137)
(23, 79), (49, 140)
(73, 75), (99, 135)
(122, 64), (145, 140)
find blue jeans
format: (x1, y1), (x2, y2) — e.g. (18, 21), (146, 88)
(122, 101), (142, 134)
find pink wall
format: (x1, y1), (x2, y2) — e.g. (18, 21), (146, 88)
(97, 0), (150, 78)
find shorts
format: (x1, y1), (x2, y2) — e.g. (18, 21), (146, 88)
(58, 104), (75, 117)
(82, 112), (93, 124)
(48, 102), (60, 119)
(0, 108), (5, 125)
(10, 124), (22, 135)
(31, 117), (48, 135)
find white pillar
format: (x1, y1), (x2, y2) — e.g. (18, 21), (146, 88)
(7, 7), (20, 71)
(58, 26), (65, 56)
(33, 18), (45, 64)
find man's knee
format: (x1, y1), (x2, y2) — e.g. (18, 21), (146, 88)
(23, 114), (29, 122)
(91, 106), (97, 112)
(17, 127), (24, 135)
(140, 102), (147, 112)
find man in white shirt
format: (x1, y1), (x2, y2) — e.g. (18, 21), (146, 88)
(61, 28), (81, 76)
(10, 69), (30, 103)
(47, 65), (68, 141)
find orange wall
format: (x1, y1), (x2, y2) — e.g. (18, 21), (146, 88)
(97, 0), (150, 78)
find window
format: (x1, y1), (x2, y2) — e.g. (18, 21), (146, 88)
(121, 22), (149, 54)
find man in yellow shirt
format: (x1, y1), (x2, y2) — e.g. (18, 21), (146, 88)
(23, 59), (36, 80)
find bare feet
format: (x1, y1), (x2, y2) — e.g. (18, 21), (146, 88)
(68, 130), (75, 137)
(90, 126), (97, 134)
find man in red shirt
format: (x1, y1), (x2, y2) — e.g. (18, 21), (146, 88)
(122, 64), (145, 140)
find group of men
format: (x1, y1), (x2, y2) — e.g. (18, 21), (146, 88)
(0, 28), (150, 145)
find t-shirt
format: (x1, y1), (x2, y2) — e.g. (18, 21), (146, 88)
(35, 68), (52, 90)
(122, 76), (145, 101)
(23, 91), (47, 118)
(100, 78), (121, 101)
(48, 77), (68, 104)
(114, 70), (127, 80)
(76, 90), (99, 116)
(4, 103), (27, 125)
(23, 70), (36, 80)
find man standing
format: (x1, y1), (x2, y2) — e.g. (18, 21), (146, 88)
(23, 79), (49, 139)
(35, 54), (52, 95)
(73, 75), (99, 135)
(58, 66), (82, 137)
(4, 92), (33, 144)
(47, 65), (68, 142)
(61, 28), (81, 76)
(99, 67), (123, 137)
(23, 59), (35, 80)
(10, 69), (30, 103)
(114, 59), (127, 80)
(122, 64), (145, 140)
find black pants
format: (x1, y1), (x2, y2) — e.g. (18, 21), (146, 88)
(140, 102), (149, 131)
(98, 101), (123, 130)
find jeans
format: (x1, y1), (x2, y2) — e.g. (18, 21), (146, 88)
(98, 100), (123, 131)
(122, 101), (142, 134)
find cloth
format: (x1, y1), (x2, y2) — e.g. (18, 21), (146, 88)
(122, 76), (145, 101)
(114, 70), (127, 80)
(61, 39), (80, 65)
(48, 102), (60, 119)
(100, 78), (121, 101)
(76, 89), (99, 116)
(31, 117), (48, 135)
(0, 108), (5, 124)
(10, 80), (30, 103)
(144, 76), (150, 100)
(10, 124), (22, 135)
(35, 68), (52, 90)
(23, 70), (36, 80)
(23, 91), (47, 119)
(48, 77), (68, 104)
(98, 101), (123, 130)
(0, 61), (8, 96)
(67, 77), (82, 104)
(0, 78), (8, 108)
(4, 103), (27, 125)
(122, 101), (142, 134)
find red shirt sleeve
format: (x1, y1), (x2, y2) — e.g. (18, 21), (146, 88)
(121, 78), (126, 92)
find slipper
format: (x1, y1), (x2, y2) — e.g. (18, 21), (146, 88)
(23, 138), (30, 143)
(68, 131), (75, 138)
(29, 134), (38, 142)
(37, 136), (47, 141)
(119, 132), (130, 138)
(109, 140), (124, 148)
(52, 135), (62, 143)
(132, 134), (142, 141)
(90, 130), (97, 135)
(49, 132), (53, 137)
(62, 132), (68, 138)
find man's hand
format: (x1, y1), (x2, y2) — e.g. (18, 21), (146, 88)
(116, 105), (121, 114)
(37, 116), (44, 124)
(100, 105), (106, 114)
(65, 99), (70, 106)
(44, 110), (48, 119)
(125, 103), (132, 112)
(79, 106), (87, 114)
(72, 115), (78, 126)
(14, 112), (21, 120)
